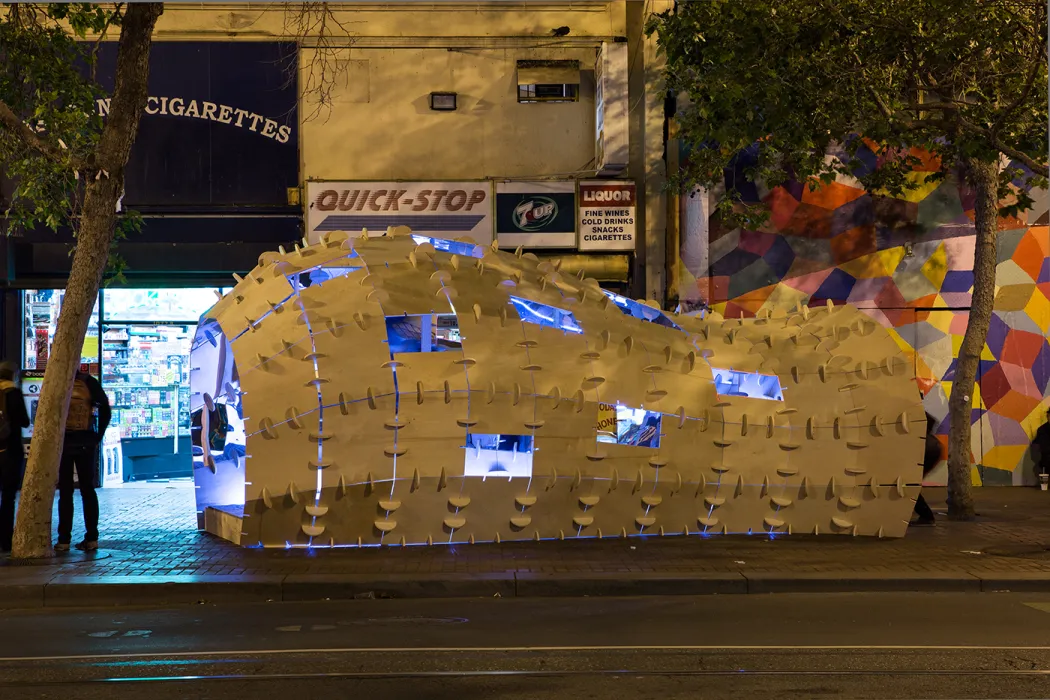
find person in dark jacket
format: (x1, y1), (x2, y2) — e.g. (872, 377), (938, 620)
(1034, 409), (1050, 480)
(0, 363), (30, 553)
(56, 370), (111, 553)
(912, 413), (941, 526)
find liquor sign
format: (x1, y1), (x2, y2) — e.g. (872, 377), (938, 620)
(306, 181), (493, 246)
(495, 181), (577, 249)
(578, 181), (637, 252)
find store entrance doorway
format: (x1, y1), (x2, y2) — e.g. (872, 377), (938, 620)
(22, 287), (226, 489)
(100, 289), (226, 488)
(100, 321), (194, 487)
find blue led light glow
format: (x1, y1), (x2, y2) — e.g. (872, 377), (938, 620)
(411, 234), (483, 258)
(508, 296), (583, 334)
(711, 368), (785, 401)
(602, 290), (682, 330)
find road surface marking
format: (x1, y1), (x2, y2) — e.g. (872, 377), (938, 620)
(1024, 603), (1050, 614)
(3, 644), (1050, 663)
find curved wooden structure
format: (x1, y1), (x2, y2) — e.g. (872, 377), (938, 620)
(191, 228), (925, 547)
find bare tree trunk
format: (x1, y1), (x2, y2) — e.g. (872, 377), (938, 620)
(946, 158), (999, 521)
(11, 3), (163, 560)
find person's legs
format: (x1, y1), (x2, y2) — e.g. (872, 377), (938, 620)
(74, 446), (99, 544)
(913, 492), (935, 523)
(0, 458), (19, 551)
(56, 446), (77, 547)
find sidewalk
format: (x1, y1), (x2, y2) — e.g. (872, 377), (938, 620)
(1, 485), (1048, 609)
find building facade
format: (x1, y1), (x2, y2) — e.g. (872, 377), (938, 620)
(0, 1), (670, 488)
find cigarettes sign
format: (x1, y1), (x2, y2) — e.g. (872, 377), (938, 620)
(578, 181), (636, 252)
(306, 181), (493, 246)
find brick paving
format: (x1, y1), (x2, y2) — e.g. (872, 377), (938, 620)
(37, 485), (1050, 578)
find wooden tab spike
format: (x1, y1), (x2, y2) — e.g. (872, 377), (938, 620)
(623, 335), (634, 354)
(366, 387), (377, 410)
(735, 474), (745, 497)
(807, 416), (819, 440)
(677, 406), (687, 429)
(486, 381), (497, 404)
(674, 471), (683, 493)
(633, 470), (644, 493)
(438, 467), (448, 491)
(498, 306), (508, 327)
(870, 415), (884, 437)
(337, 474), (347, 497)
(790, 366), (801, 384)
(472, 303), (483, 323)
(533, 530), (541, 542)
(599, 329), (611, 349)
(261, 487), (273, 509)
(663, 345), (673, 364)
(826, 298), (834, 313)
(286, 407), (304, 429)
(868, 476), (879, 498)
(232, 272), (245, 284)
(514, 245), (523, 258)
(287, 482), (300, 504)
(800, 476), (810, 499)
(408, 251), (419, 268)
(895, 475), (905, 498)
(620, 527), (628, 538)
(411, 469), (421, 491)
(494, 532), (501, 544)
(686, 351), (696, 373)
(548, 385), (561, 408)
(444, 380), (452, 404)
(574, 390), (586, 413)
(740, 414), (750, 436)
(833, 416), (842, 439)
(761, 475), (770, 497)
(512, 382), (522, 405)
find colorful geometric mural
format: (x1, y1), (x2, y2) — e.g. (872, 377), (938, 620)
(686, 143), (1050, 486)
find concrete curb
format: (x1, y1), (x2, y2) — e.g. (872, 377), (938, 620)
(0, 570), (1048, 610)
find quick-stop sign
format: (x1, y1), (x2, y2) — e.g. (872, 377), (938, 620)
(578, 181), (636, 251)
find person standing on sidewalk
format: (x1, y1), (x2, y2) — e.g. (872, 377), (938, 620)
(912, 412), (940, 526)
(1034, 408), (1050, 484)
(56, 370), (110, 553)
(0, 363), (30, 553)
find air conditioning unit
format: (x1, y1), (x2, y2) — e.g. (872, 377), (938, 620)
(516, 60), (581, 103)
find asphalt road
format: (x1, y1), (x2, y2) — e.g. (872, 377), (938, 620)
(2, 593), (1049, 699)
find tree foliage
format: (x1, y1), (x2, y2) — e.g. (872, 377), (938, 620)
(0, 3), (140, 277)
(649, 0), (1048, 519)
(648, 0), (1048, 220)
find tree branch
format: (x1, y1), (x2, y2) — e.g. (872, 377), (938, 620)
(958, 116), (1050, 176)
(0, 99), (83, 169)
(992, 33), (1045, 131)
